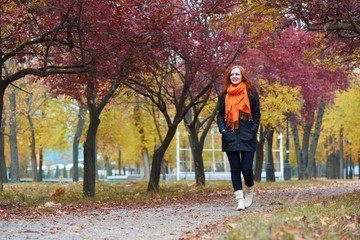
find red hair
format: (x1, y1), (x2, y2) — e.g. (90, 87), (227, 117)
(220, 65), (254, 96)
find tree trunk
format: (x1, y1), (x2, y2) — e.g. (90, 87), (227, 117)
(339, 128), (344, 179)
(325, 143), (329, 178)
(0, 160), (2, 191)
(254, 125), (265, 182)
(291, 120), (305, 179)
(328, 135), (340, 178)
(307, 105), (325, 178)
(134, 99), (151, 179)
(0, 77), (9, 191)
(183, 98), (218, 187)
(0, 108), (7, 183)
(9, 92), (20, 183)
(73, 106), (85, 182)
(358, 150), (360, 180)
(265, 130), (275, 182)
(118, 149), (122, 175)
(95, 138), (99, 180)
(136, 162), (140, 174)
(27, 111), (39, 182)
(161, 158), (166, 180)
(334, 140), (341, 178)
(191, 143), (205, 186)
(142, 148), (151, 179)
(105, 154), (112, 176)
(38, 147), (43, 181)
(0, 77), (10, 184)
(0, 155), (2, 191)
(148, 125), (178, 192)
(326, 151), (337, 179)
(302, 118), (313, 179)
(185, 124), (205, 185)
(345, 146), (349, 179)
(83, 113), (100, 197)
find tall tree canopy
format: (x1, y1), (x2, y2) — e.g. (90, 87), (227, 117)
(262, 0), (360, 64)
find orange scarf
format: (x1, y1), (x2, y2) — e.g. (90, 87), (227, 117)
(225, 82), (252, 131)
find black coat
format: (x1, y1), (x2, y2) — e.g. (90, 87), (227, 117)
(217, 88), (261, 152)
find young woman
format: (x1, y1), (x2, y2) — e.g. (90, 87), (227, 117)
(217, 65), (261, 210)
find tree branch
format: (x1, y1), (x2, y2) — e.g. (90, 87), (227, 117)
(346, 11), (360, 35)
(6, 66), (90, 83)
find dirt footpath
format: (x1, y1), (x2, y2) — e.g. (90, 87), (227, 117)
(1, 181), (359, 240)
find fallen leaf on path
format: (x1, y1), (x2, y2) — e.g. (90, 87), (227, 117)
(286, 216), (307, 222)
(343, 223), (357, 231)
(51, 188), (65, 198)
(44, 201), (62, 208)
(319, 217), (332, 226)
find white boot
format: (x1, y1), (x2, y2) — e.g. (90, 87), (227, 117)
(234, 190), (245, 210)
(244, 185), (254, 208)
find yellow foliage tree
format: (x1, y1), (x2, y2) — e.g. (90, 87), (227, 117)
(224, 0), (283, 49)
(259, 79), (302, 131)
(96, 93), (175, 177)
(258, 79), (303, 170)
(320, 74), (360, 174)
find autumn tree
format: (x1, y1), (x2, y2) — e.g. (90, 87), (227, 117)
(182, 0), (288, 185)
(44, 0), (181, 196)
(25, 85), (49, 182)
(43, 0), (122, 196)
(94, 93), (161, 178)
(258, 0), (359, 178)
(3, 78), (78, 182)
(183, 94), (219, 185)
(246, 27), (350, 179)
(261, 0), (359, 66)
(253, 79), (302, 181)
(321, 74), (360, 179)
(131, 96), (153, 179)
(124, 0), (243, 192)
(0, 0), (90, 190)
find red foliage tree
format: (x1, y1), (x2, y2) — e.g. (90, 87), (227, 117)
(0, 0), (90, 190)
(43, 0), (159, 197)
(241, 27), (350, 179)
(124, 0), (243, 192)
(265, 0), (360, 64)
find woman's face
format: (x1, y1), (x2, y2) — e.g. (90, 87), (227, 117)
(230, 68), (242, 85)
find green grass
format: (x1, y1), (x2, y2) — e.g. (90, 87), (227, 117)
(0, 178), (356, 212)
(1, 178), (358, 239)
(227, 191), (360, 240)
(0, 179), (232, 211)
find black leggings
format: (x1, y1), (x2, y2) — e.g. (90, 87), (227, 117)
(226, 151), (255, 191)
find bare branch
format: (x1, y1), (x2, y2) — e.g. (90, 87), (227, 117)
(10, 83), (31, 94)
(346, 11), (360, 35)
(6, 66), (90, 83)
(30, 95), (50, 117)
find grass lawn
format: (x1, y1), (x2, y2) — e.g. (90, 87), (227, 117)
(0, 179), (359, 239)
(0, 178), (342, 208)
(227, 191), (359, 240)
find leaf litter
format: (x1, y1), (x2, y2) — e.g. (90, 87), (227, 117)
(0, 180), (359, 239)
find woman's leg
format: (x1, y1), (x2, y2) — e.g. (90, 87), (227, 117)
(226, 151), (242, 191)
(240, 151), (255, 187)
